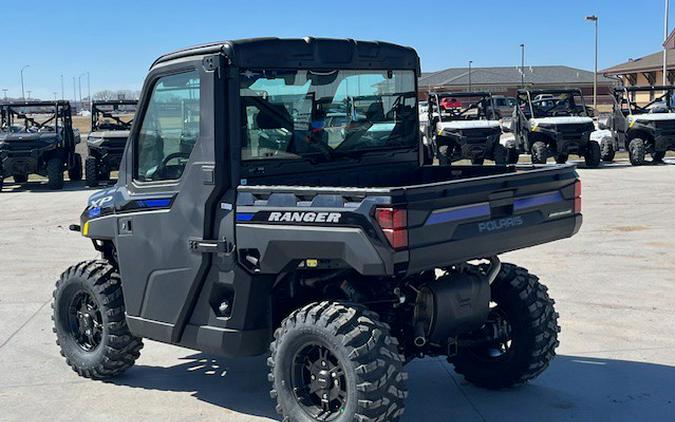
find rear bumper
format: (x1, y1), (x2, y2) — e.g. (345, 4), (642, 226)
(554, 131), (592, 154)
(1, 153), (38, 175)
(88, 145), (124, 170)
(406, 214), (582, 274)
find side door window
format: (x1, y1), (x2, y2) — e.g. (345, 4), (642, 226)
(135, 71), (200, 182)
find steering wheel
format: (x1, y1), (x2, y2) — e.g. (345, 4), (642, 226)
(154, 151), (191, 179)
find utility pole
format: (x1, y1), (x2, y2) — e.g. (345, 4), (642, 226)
(664, 0), (670, 85)
(72, 76), (77, 102)
(60, 74), (64, 100)
(1, 89), (7, 100)
(87, 72), (91, 112)
(20, 65), (30, 101)
(27, 90), (32, 100)
(586, 15), (599, 113)
(468, 60), (473, 91)
(520, 44), (525, 88)
(53, 92), (58, 101)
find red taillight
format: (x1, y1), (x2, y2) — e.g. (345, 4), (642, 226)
(375, 207), (408, 249)
(573, 180), (582, 214)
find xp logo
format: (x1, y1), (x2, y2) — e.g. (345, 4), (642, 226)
(478, 216), (524, 233)
(268, 211), (342, 223)
(89, 195), (113, 208)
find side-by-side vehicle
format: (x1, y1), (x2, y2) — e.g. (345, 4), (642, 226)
(52, 38), (582, 422)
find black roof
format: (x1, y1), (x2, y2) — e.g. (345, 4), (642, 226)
(152, 37), (420, 73)
(428, 91), (492, 98)
(613, 85), (675, 92)
(516, 88), (583, 95)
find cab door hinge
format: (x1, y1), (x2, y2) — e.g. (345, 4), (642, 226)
(189, 238), (232, 254)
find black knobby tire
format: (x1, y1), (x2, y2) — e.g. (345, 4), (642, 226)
(269, 301), (408, 422)
(628, 138), (646, 166)
(68, 153), (83, 181)
(85, 156), (99, 187)
(470, 157), (485, 165)
(0, 176), (4, 191)
(453, 263), (560, 389)
(584, 141), (601, 168)
(437, 144), (451, 165)
(46, 157), (64, 190)
(506, 147), (519, 165)
(601, 139), (616, 162)
(652, 151), (666, 163)
(492, 144), (507, 166)
(531, 141), (548, 164)
(12, 173), (28, 183)
(554, 153), (569, 164)
(52, 260), (143, 379)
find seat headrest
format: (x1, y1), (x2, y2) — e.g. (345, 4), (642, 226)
(256, 104), (293, 130)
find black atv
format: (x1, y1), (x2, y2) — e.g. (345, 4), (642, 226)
(600, 85), (675, 165)
(512, 89), (600, 167)
(424, 91), (509, 165)
(0, 101), (81, 190)
(85, 100), (136, 186)
(52, 38), (583, 422)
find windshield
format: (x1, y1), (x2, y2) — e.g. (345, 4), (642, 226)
(520, 92), (588, 118)
(240, 69), (417, 161)
(429, 93), (498, 121)
(0, 105), (63, 134)
(618, 89), (675, 115)
(93, 103), (137, 131)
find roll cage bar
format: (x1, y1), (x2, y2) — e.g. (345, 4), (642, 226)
(427, 91), (498, 122)
(91, 100), (137, 132)
(0, 100), (72, 133)
(612, 85), (675, 115)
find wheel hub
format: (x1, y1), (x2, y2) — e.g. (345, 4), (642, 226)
(292, 343), (347, 420)
(68, 291), (103, 352)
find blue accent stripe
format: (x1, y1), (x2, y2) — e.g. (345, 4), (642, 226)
(137, 198), (172, 208)
(426, 203), (491, 225)
(514, 192), (563, 211)
(87, 207), (101, 218)
(236, 213), (255, 222)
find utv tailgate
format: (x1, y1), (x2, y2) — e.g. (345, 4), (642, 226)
(400, 164), (581, 274)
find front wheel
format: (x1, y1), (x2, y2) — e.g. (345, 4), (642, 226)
(554, 153), (569, 164)
(269, 302), (408, 422)
(601, 139), (616, 162)
(531, 141), (548, 164)
(506, 147), (520, 165)
(46, 157), (64, 190)
(52, 260), (143, 379)
(453, 264), (560, 389)
(85, 157), (99, 187)
(68, 153), (82, 181)
(652, 151), (666, 163)
(12, 173), (28, 183)
(492, 144), (507, 166)
(584, 141), (601, 168)
(629, 138), (646, 166)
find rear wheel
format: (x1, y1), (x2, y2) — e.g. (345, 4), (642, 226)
(601, 139), (616, 162)
(506, 147), (519, 165)
(437, 144), (451, 165)
(652, 151), (666, 163)
(554, 154), (568, 164)
(531, 141), (548, 164)
(85, 157), (98, 187)
(68, 153), (82, 181)
(584, 141), (601, 168)
(492, 144), (507, 166)
(52, 260), (143, 379)
(46, 157), (64, 190)
(12, 173), (28, 183)
(269, 302), (407, 422)
(628, 138), (646, 166)
(471, 157), (485, 165)
(453, 264), (560, 389)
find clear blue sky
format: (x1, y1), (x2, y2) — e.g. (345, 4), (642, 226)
(0, 0), (671, 99)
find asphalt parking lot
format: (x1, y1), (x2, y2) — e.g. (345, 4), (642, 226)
(1, 157), (674, 422)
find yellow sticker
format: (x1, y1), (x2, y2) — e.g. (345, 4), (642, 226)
(82, 221), (89, 237)
(306, 259), (318, 268)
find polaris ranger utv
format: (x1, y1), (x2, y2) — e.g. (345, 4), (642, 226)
(85, 100), (137, 187)
(424, 91), (509, 165)
(513, 89), (600, 166)
(0, 101), (81, 190)
(600, 85), (675, 165)
(53, 38), (582, 422)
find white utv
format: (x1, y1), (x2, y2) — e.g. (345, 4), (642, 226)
(512, 89), (599, 167)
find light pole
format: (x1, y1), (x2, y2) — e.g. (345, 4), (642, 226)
(60, 74), (64, 100)
(53, 92), (58, 101)
(26, 90), (32, 100)
(586, 15), (598, 113)
(86, 72), (91, 111)
(1, 89), (7, 100)
(664, 0), (670, 85)
(520, 44), (525, 88)
(20, 65), (30, 101)
(468, 60), (473, 91)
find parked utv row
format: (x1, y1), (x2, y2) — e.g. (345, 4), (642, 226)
(0, 99), (136, 190)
